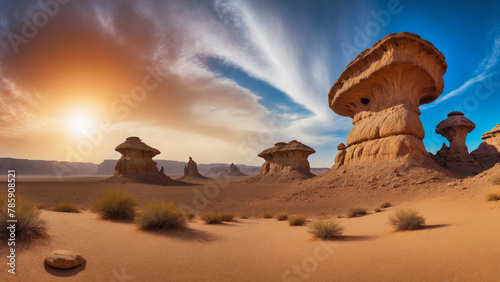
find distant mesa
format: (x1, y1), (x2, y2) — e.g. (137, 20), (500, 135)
(248, 140), (315, 183)
(228, 163), (246, 176)
(328, 32), (447, 166)
(431, 112), (482, 175)
(177, 157), (209, 180)
(103, 137), (189, 185)
(471, 124), (500, 169)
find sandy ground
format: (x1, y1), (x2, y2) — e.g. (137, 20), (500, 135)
(1, 166), (500, 281)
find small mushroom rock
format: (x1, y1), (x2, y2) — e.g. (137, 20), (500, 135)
(247, 140), (315, 183)
(328, 32), (447, 166)
(471, 124), (500, 168)
(228, 163), (246, 176)
(178, 157), (209, 180)
(45, 250), (85, 269)
(103, 137), (189, 185)
(334, 143), (347, 169)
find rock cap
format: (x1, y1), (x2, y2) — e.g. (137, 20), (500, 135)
(115, 137), (161, 155)
(436, 112), (475, 136)
(258, 140), (315, 158)
(337, 143), (347, 150)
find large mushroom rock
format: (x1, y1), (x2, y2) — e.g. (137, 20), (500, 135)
(471, 124), (500, 168)
(228, 163), (246, 176)
(433, 112), (480, 168)
(104, 137), (189, 185)
(247, 140), (315, 183)
(178, 157), (209, 180)
(329, 32), (447, 165)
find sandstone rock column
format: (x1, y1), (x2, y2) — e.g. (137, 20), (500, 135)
(228, 163), (246, 176)
(334, 143), (347, 169)
(328, 32), (447, 165)
(435, 111), (477, 166)
(179, 157), (208, 180)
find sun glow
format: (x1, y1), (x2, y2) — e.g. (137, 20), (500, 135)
(67, 114), (94, 135)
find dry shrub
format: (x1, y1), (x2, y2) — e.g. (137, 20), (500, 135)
(262, 212), (273, 219)
(136, 201), (186, 230)
(200, 212), (223, 224)
(91, 190), (137, 220)
(374, 207), (382, 213)
(220, 212), (234, 221)
(389, 209), (425, 231)
(486, 192), (500, 201)
(347, 207), (367, 218)
(380, 202), (392, 209)
(276, 213), (288, 221)
(35, 203), (46, 210)
(0, 195), (47, 241)
(309, 219), (344, 239)
(52, 202), (79, 213)
(288, 215), (306, 226)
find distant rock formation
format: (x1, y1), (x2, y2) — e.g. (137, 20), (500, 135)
(328, 32), (447, 166)
(431, 112), (482, 175)
(471, 124), (500, 168)
(103, 137), (188, 185)
(228, 163), (246, 176)
(178, 157), (209, 180)
(248, 140), (315, 183)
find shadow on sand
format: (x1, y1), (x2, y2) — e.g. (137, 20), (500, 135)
(44, 260), (86, 277)
(334, 235), (377, 241)
(419, 224), (450, 230)
(143, 227), (219, 242)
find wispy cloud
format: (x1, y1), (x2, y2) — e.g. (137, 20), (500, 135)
(423, 36), (500, 109)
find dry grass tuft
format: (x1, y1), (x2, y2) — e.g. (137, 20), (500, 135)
(389, 209), (425, 231)
(347, 207), (367, 218)
(52, 202), (79, 213)
(136, 201), (187, 230)
(200, 212), (223, 224)
(309, 219), (344, 239)
(220, 212), (234, 222)
(0, 196), (47, 241)
(91, 190), (137, 220)
(288, 215), (306, 226)
(276, 213), (288, 221)
(262, 212), (273, 219)
(380, 202), (393, 209)
(486, 192), (500, 201)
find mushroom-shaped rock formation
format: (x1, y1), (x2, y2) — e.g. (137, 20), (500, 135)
(228, 163), (246, 176)
(329, 32), (447, 165)
(434, 112), (477, 163)
(178, 157), (209, 180)
(247, 140), (315, 183)
(471, 124), (500, 168)
(104, 137), (188, 185)
(333, 143), (347, 169)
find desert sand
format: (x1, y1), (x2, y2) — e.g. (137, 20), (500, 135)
(1, 163), (500, 281)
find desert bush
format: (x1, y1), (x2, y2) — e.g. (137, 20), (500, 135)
(346, 207), (367, 218)
(262, 212), (273, 219)
(220, 212), (234, 222)
(184, 211), (196, 220)
(200, 212), (223, 224)
(288, 215), (306, 226)
(240, 215), (249, 219)
(136, 201), (186, 230)
(0, 195), (47, 240)
(389, 209), (425, 231)
(380, 202), (392, 209)
(309, 219), (344, 239)
(374, 207), (382, 213)
(52, 202), (79, 213)
(91, 190), (137, 220)
(491, 176), (500, 185)
(486, 192), (500, 201)
(35, 203), (46, 210)
(276, 213), (289, 221)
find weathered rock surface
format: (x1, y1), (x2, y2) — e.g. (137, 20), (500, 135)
(334, 143), (347, 169)
(178, 157), (209, 180)
(431, 112), (481, 175)
(103, 137), (189, 185)
(45, 250), (85, 269)
(228, 163), (246, 176)
(471, 124), (500, 168)
(328, 32), (447, 166)
(248, 140), (315, 183)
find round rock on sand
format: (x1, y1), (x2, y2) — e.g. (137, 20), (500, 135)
(45, 250), (85, 269)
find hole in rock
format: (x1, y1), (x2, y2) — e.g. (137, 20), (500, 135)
(360, 98), (370, 105)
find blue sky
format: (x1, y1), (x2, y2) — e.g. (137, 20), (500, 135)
(0, 0), (499, 167)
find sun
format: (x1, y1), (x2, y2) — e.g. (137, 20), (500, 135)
(67, 114), (94, 135)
